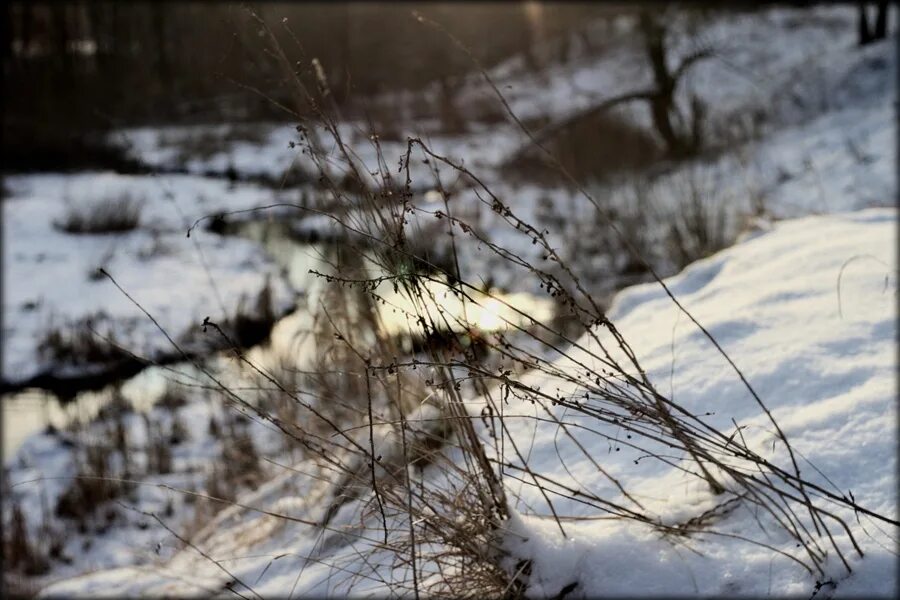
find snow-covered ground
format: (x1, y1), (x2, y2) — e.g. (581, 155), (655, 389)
(112, 117), (524, 192)
(33, 207), (897, 598)
(102, 4), (894, 301)
(3, 359), (299, 592)
(2, 173), (296, 384)
(110, 6), (888, 192)
(490, 208), (897, 597)
(396, 88), (894, 297)
(3, 4), (896, 597)
(492, 5), (890, 134)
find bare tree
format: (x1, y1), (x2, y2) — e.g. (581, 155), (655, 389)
(515, 8), (713, 166)
(636, 10), (711, 159)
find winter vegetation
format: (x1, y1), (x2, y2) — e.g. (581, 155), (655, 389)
(2, 3), (897, 599)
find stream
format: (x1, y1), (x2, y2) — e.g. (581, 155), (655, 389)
(2, 208), (555, 458)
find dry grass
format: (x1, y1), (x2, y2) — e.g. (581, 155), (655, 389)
(4, 502), (51, 577)
(74, 18), (887, 597)
(665, 168), (732, 269)
(55, 443), (133, 525)
(505, 106), (663, 185)
(225, 19), (890, 594)
(9, 15), (895, 598)
(36, 313), (128, 367)
(54, 194), (142, 234)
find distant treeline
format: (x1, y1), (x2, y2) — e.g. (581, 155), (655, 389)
(2, 2), (635, 168)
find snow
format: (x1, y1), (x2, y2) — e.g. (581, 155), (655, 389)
(444, 5), (878, 146)
(113, 7), (881, 193)
(391, 88), (893, 300)
(34, 208), (898, 598)
(2, 173), (295, 383)
(488, 208), (897, 597)
(4, 4), (896, 598)
(103, 6), (884, 207)
(3, 363), (297, 591)
(113, 118), (524, 194)
(109, 123), (303, 182)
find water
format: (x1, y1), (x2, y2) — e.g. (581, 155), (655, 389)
(2, 215), (553, 459)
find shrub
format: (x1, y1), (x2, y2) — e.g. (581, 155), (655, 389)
(4, 502), (50, 576)
(157, 385), (188, 410)
(143, 413), (173, 475)
(665, 169), (732, 269)
(54, 194), (142, 234)
(248, 52), (880, 594)
(504, 106), (663, 185)
(55, 444), (132, 523)
(37, 313), (127, 367)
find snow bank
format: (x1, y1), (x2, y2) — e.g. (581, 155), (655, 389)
(490, 208), (897, 597)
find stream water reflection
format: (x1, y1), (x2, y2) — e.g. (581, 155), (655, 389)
(3, 217), (555, 459)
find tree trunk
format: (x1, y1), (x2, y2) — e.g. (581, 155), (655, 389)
(1, 5), (13, 62)
(578, 27), (595, 56)
(858, 3), (873, 45)
(153, 4), (168, 86)
(336, 4), (351, 105)
(874, 1), (889, 39)
(639, 11), (690, 158)
(438, 76), (464, 134)
(51, 4), (71, 74)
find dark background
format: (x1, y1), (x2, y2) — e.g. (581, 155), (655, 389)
(2, 2), (637, 168)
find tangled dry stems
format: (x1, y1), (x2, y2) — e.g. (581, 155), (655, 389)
(128, 15), (895, 595)
(223, 16), (895, 594)
(7, 12), (897, 599)
(54, 194), (143, 234)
